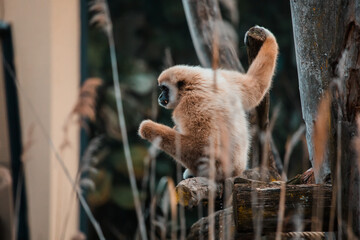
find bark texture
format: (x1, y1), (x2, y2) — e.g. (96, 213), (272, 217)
(182, 0), (244, 72)
(176, 177), (223, 208)
(175, 168), (280, 209)
(186, 177), (333, 238)
(187, 207), (235, 240)
(291, 0), (360, 237)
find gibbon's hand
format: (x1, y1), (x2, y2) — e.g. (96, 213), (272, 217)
(138, 119), (157, 141)
(244, 25), (275, 46)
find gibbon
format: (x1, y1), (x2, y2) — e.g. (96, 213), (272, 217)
(139, 26), (278, 180)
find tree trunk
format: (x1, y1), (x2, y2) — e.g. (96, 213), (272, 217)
(290, 0), (360, 237)
(182, 0), (244, 72)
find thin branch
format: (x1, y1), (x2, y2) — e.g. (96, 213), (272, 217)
(275, 124), (306, 240)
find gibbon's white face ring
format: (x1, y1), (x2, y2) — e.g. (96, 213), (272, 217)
(158, 82), (178, 109)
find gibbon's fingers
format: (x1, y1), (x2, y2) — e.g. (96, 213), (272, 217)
(138, 120), (200, 167)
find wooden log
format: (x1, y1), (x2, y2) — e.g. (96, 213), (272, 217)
(187, 207), (236, 240)
(187, 177), (334, 238)
(175, 169), (280, 208)
(176, 177), (223, 208)
(233, 181), (334, 233)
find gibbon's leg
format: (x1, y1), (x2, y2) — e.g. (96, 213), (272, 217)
(138, 120), (202, 167)
(220, 26), (278, 111)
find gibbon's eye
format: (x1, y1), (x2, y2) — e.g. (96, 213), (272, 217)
(177, 80), (185, 89)
(159, 85), (169, 92)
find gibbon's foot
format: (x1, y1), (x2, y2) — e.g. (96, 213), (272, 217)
(244, 25), (275, 45)
(183, 169), (195, 179)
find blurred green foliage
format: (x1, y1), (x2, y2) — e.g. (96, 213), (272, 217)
(84, 0), (308, 239)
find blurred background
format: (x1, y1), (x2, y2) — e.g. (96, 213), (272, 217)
(0, 0), (309, 239)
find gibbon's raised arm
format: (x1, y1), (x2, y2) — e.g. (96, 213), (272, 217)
(220, 27), (278, 111)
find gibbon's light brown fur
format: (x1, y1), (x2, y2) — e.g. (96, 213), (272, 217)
(139, 26), (278, 180)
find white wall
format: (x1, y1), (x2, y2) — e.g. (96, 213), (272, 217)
(4, 0), (80, 239)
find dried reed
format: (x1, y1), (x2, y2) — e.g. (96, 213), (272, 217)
(275, 124), (306, 240)
(90, 1), (147, 239)
(312, 92), (331, 181)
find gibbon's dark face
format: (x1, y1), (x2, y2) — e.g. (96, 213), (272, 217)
(158, 85), (170, 107)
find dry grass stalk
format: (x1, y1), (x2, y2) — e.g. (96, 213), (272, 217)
(259, 105), (280, 181)
(275, 124), (306, 240)
(175, 133), (186, 240)
(72, 78), (102, 122)
(326, 74), (345, 239)
(312, 92), (331, 180)
(208, 136), (216, 240)
(207, 5), (221, 239)
(167, 178), (178, 240)
(149, 176), (178, 240)
(353, 114), (360, 174)
(90, 1), (148, 238)
(141, 137), (160, 209)
(283, 124), (306, 179)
